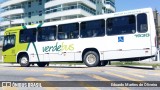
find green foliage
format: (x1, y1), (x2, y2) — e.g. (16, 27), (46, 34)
(112, 61), (160, 67)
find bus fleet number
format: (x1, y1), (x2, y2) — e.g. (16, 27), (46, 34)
(135, 33), (150, 38)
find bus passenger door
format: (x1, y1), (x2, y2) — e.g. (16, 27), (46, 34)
(3, 34), (17, 63)
(133, 13), (152, 57)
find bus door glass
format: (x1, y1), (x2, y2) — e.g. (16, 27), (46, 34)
(136, 13), (151, 55)
(2, 34), (16, 62)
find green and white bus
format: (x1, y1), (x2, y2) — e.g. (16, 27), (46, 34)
(2, 8), (157, 67)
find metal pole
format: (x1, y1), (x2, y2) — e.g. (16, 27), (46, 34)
(157, 49), (160, 62)
(156, 10), (160, 62)
(9, 20), (11, 27)
(154, 9), (160, 62)
(8, 16), (12, 27)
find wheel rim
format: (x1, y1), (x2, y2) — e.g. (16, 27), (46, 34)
(21, 57), (28, 64)
(86, 54), (96, 65)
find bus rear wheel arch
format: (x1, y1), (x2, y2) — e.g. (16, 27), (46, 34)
(83, 50), (100, 67)
(18, 54), (30, 67)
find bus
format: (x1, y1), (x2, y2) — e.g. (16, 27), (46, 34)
(2, 8), (157, 67)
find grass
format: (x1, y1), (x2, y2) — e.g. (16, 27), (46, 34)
(152, 64), (160, 68)
(111, 61), (160, 67)
(112, 61), (146, 66)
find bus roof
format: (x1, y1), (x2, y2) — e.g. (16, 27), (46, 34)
(4, 8), (153, 32)
(41, 7), (153, 27)
(5, 24), (40, 32)
(5, 26), (23, 32)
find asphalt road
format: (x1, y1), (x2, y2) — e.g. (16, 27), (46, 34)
(0, 64), (160, 90)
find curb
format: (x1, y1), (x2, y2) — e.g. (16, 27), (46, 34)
(0, 63), (87, 67)
(0, 63), (160, 69)
(153, 66), (160, 70)
(117, 65), (160, 70)
(115, 65), (154, 70)
(49, 64), (86, 67)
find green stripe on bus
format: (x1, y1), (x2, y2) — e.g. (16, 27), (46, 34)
(32, 42), (40, 62)
(38, 23), (43, 28)
(23, 25), (30, 51)
(22, 26), (27, 29)
(26, 43), (30, 51)
(23, 25), (40, 62)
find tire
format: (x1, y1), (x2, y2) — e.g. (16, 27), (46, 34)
(46, 62), (49, 66)
(99, 61), (108, 66)
(83, 51), (100, 67)
(37, 62), (47, 67)
(19, 54), (30, 67)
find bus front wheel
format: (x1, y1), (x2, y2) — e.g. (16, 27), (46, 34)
(19, 55), (30, 67)
(83, 51), (100, 67)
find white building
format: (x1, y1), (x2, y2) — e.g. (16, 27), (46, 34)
(0, 0), (115, 46)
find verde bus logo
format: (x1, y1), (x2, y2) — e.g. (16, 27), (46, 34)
(42, 42), (74, 52)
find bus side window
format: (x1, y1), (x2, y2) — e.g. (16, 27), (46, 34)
(58, 23), (79, 40)
(106, 18), (113, 35)
(106, 15), (136, 35)
(137, 13), (148, 33)
(38, 26), (57, 42)
(19, 28), (36, 43)
(80, 19), (105, 38)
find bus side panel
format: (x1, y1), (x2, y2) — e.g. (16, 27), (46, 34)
(103, 34), (152, 60)
(26, 40), (76, 62)
(25, 42), (44, 62)
(103, 50), (152, 60)
(74, 38), (105, 61)
(48, 40), (75, 61)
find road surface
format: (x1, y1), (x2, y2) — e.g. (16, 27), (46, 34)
(0, 64), (160, 90)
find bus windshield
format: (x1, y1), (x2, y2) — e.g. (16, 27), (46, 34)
(3, 35), (16, 51)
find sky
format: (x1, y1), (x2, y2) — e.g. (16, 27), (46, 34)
(116, 0), (160, 12)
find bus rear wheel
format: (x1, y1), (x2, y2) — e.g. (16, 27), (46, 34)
(19, 55), (30, 67)
(37, 62), (48, 67)
(83, 51), (100, 67)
